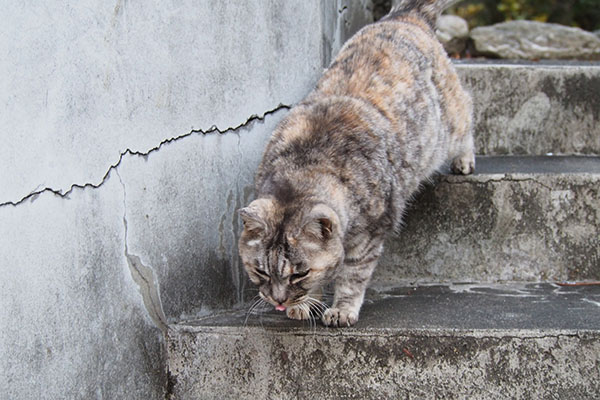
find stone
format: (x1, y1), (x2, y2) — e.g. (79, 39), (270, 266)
(436, 14), (469, 55)
(455, 61), (600, 155)
(375, 156), (600, 286)
(470, 20), (600, 60)
(167, 283), (600, 399)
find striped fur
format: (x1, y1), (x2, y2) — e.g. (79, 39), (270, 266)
(239, 0), (473, 327)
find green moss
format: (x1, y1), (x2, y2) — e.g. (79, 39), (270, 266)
(448, 0), (600, 31)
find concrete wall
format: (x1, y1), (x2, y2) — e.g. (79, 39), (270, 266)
(0, 1), (372, 398)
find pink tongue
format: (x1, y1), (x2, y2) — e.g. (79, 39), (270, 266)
(275, 305), (286, 312)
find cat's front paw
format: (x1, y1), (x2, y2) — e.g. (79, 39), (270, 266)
(322, 308), (358, 327)
(286, 305), (310, 320)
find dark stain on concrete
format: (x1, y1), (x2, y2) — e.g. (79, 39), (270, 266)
(542, 73), (600, 121)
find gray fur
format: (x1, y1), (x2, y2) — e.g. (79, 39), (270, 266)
(238, 0), (473, 327)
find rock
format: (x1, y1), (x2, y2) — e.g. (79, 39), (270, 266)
(436, 14), (469, 55)
(470, 20), (600, 60)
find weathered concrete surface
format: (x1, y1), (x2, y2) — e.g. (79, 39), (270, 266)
(0, 175), (167, 399)
(167, 283), (600, 399)
(0, 1), (373, 398)
(117, 113), (285, 321)
(0, 0), (371, 206)
(456, 61), (600, 155)
(375, 156), (600, 286)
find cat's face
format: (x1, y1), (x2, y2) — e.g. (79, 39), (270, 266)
(238, 198), (343, 310)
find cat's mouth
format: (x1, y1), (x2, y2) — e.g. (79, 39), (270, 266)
(259, 291), (291, 311)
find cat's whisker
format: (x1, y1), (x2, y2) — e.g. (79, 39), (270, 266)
(313, 296), (329, 308)
(309, 303), (316, 322)
(244, 296), (268, 326)
(244, 296), (258, 312)
(243, 300), (260, 326)
(298, 303), (308, 326)
(288, 298), (319, 330)
(302, 303), (316, 332)
(310, 305), (318, 333)
(306, 297), (323, 312)
(306, 297), (329, 318)
(249, 296), (266, 313)
(289, 297), (307, 308)
(308, 303), (325, 319)
(305, 300), (326, 329)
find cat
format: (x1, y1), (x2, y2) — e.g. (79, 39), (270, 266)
(238, 0), (474, 327)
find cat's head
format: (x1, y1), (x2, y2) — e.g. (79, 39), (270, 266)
(238, 198), (343, 310)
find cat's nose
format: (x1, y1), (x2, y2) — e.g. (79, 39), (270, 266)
(272, 285), (288, 305)
(272, 294), (288, 305)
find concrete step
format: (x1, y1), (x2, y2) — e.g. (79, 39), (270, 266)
(455, 61), (600, 155)
(167, 283), (600, 399)
(374, 155), (600, 286)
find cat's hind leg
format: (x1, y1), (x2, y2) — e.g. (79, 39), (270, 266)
(450, 128), (475, 175)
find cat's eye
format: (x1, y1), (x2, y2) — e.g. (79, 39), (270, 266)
(254, 268), (270, 281)
(290, 270), (310, 283)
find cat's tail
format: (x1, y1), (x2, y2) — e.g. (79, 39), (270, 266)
(387, 0), (463, 25)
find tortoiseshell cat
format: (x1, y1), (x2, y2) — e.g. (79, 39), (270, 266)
(238, 0), (474, 327)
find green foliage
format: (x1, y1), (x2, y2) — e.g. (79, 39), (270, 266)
(449, 0), (600, 31)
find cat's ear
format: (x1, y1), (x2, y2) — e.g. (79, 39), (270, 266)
(238, 198), (273, 236)
(301, 204), (339, 242)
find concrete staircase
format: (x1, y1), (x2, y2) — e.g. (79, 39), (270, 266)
(166, 61), (600, 399)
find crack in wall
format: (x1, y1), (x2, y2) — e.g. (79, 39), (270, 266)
(0, 103), (291, 208)
(117, 169), (169, 335)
